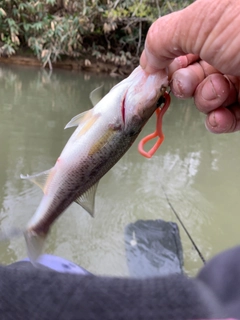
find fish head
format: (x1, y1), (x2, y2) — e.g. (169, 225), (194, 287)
(122, 66), (169, 130)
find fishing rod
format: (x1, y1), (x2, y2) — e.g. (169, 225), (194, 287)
(161, 185), (206, 265)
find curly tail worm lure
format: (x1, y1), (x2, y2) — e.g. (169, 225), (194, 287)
(138, 91), (171, 158)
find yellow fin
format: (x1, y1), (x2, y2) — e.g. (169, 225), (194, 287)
(65, 85), (103, 130)
(75, 182), (99, 217)
(76, 114), (100, 139)
(20, 168), (53, 193)
(64, 110), (89, 129)
(89, 85), (104, 106)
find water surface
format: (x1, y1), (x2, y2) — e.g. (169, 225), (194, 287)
(0, 64), (240, 276)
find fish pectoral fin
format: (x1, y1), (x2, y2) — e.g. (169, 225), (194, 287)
(20, 168), (53, 193)
(64, 110), (90, 129)
(89, 85), (104, 106)
(24, 230), (46, 266)
(75, 182), (99, 217)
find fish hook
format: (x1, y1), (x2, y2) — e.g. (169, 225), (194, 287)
(138, 91), (171, 158)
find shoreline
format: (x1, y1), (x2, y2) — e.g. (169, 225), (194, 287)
(0, 55), (135, 76)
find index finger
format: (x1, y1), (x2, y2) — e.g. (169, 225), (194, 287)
(140, 0), (227, 74)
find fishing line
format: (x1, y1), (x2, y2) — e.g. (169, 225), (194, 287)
(161, 185), (206, 265)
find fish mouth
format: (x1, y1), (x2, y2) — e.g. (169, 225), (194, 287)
(156, 86), (168, 107)
(133, 85), (167, 122)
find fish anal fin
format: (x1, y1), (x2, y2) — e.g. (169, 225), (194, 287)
(89, 85), (104, 107)
(24, 230), (47, 266)
(75, 182), (99, 217)
(20, 168), (53, 193)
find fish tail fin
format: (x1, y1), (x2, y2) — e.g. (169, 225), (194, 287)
(24, 230), (47, 266)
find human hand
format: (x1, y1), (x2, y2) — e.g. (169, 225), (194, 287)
(140, 0), (240, 133)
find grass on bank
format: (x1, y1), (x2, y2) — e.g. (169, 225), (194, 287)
(0, 0), (193, 69)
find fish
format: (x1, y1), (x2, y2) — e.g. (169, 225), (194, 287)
(20, 66), (168, 265)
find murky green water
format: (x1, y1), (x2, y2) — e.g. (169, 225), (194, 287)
(0, 63), (240, 277)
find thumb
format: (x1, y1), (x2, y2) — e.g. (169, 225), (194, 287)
(140, 0), (228, 74)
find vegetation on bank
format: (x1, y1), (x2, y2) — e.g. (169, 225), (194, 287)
(0, 1), (193, 69)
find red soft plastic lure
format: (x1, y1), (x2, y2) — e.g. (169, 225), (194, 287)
(138, 91), (171, 158)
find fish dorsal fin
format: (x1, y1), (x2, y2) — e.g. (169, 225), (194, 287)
(89, 85), (104, 106)
(64, 110), (89, 129)
(20, 168), (52, 193)
(75, 182), (99, 217)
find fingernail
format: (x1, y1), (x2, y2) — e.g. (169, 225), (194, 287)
(208, 111), (218, 127)
(171, 78), (184, 98)
(171, 69), (194, 98)
(201, 80), (217, 100)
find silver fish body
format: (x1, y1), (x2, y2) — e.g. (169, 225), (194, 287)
(21, 66), (168, 264)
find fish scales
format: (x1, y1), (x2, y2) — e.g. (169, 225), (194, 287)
(31, 124), (141, 234)
(19, 66), (168, 264)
